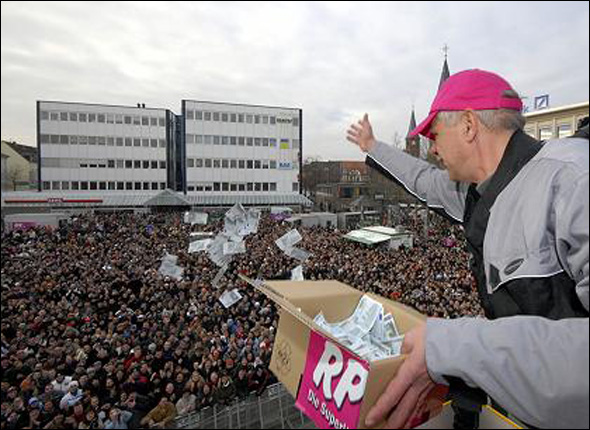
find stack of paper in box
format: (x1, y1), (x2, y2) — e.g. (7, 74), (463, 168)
(313, 295), (404, 362)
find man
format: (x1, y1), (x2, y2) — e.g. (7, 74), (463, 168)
(59, 380), (83, 410)
(346, 69), (589, 429)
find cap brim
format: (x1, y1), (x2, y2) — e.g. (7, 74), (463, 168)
(409, 111), (438, 139)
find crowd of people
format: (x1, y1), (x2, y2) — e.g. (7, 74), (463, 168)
(1, 208), (481, 429)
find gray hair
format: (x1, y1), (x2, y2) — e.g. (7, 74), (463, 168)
(436, 90), (526, 133)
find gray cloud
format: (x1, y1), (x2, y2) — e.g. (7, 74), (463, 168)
(2, 1), (588, 161)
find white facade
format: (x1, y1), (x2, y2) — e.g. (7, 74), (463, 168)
(183, 101), (302, 195)
(38, 101), (170, 192)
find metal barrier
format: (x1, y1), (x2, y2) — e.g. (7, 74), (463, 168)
(174, 383), (316, 429)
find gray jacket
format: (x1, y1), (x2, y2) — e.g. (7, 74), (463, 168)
(367, 137), (589, 429)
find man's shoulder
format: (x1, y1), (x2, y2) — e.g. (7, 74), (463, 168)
(535, 138), (589, 175)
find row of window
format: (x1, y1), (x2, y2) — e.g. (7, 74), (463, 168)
(41, 180), (299, 193)
(186, 134), (298, 149)
(40, 134), (167, 148)
(186, 158), (297, 170)
(185, 110), (299, 127)
(40, 111), (167, 127)
(524, 123), (574, 141)
(42, 181), (167, 192)
(43, 158), (167, 170)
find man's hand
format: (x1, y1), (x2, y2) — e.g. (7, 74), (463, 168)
(346, 114), (376, 153)
(365, 321), (440, 429)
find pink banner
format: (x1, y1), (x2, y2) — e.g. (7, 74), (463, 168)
(296, 330), (370, 429)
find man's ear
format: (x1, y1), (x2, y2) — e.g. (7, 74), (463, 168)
(462, 110), (479, 143)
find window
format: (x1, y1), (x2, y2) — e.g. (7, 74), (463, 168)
(152, 182), (159, 191)
(151, 160), (158, 169)
(40, 134), (50, 144)
(116, 160), (124, 169)
(221, 113), (228, 122)
(71, 182), (80, 191)
(247, 160), (253, 169)
(238, 160), (245, 169)
(135, 182), (142, 190)
(133, 116), (141, 125)
(124, 116), (132, 124)
(52, 181), (61, 190)
(213, 136), (221, 145)
(107, 137), (115, 146)
(238, 114), (244, 123)
(262, 160), (269, 169)
(263, 183), (269, 191)
(196, 135), (203, 144)
(142, 116), (149, 126)
(230, 159), (237, 169)
(81, 182), (89, 191)
(69, 112), (78, 122)
(141, 138), (148, 148)
(222, 182), (229, 191)
(213, 159), (221, 169)
(151, 138), (158, 148)
(207, 111), (214, 121)
(79, 136), (88, 145)
(238, 137), (245, 146)
(125, 160), (133, 169)
(134, 160), (141, 169)
(293, 139), (300, 149)
(262, 138), (269, 147)
(90, 182), (98, 190)
(50, 135), (60, 144)
(60, 135), (69, 144)
(214, 182), (221, 191)
(108, 182), (116, 190)
(262, 115), (269, 124)
(293, 117), (300, 127)
(133, 138), (141, 147)
(88, 113), (96, 123)
(89, 136), (97, 145)
(187, 158), (195, 168)
(239, 184), (246, 192)
(186, 110), (194, 120)
(143, 182), (150, 191)
(270, 160), (277, 169)
(293, 182), (299, 192)
(231, 183), (237, 192)
(108, 160), (115, 168)
(558, 124), (572, 138)
(98, 137), (106, 146)
(98, 114), (106, 123)
(41, 111), (49, 121)
(116, 137), (123, 147)
(107, 114), (114, 124)
(60, 112), (68, 121)
(222, 159), (229, 169)
(159, 139), (166, 148)
(270, 116), (276, 125)
(158, 117), (165, 127)
(222, 136), (229, 145)
(160, 160), (166, 169)
(539, 127), (553, 141)
(255, 183), (262, 191)
(117, 182), (125, 190)
(143, 160), (150, 169)
(230, 113), (237, 123)
(270, 183), (277, 192)
(204, 159), (212, 168)
(254, 138), (261, 147)
(79, 113), (87, 122)
(126, 182), (133, 190)
(70, 136), (78, 145)
(255, 115), (260, 124)
(246, 115), (253, 124)
(247, 137), (253, 146)
(196, 110), (203, 120)
(247, 183), (253, 191)
(99, 182), (107, 190)
(116, 115), (123, 124)
(150, 117), (158, 127)
(195, 159), (203, 168)
(204, 135), (212, 145)
(230, 136), (237, 145)
(254, 160), (261, 169)
(125, 137), (133, 147)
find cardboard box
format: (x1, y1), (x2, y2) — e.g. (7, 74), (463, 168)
(241, 276), (429, 429)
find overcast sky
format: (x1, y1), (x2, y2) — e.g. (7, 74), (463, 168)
(1, 1), (588, 160)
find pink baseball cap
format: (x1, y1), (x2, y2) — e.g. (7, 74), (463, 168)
(410, 69), (523, 139)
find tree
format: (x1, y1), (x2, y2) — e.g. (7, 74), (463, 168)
(6, 164), (24, 191)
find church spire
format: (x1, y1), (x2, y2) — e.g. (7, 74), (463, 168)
(438, 44), (451, 91)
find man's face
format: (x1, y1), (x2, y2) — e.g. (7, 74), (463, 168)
(430, 114), (474, 182)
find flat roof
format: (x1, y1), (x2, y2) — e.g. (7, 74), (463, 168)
(344, 229), (392, 245)
(524, 101), (589, 118)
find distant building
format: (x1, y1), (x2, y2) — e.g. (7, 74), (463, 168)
(1, 141), (38, 191)
(524, 101), (589, 141)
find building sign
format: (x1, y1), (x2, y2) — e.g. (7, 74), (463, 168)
(278, 161), (293, 170)
(276, 118), (293, 124)
(534, 94), (550, 110)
